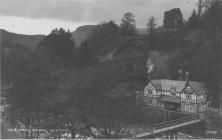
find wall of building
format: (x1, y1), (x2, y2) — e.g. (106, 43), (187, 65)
(181, 102), (198, 113)
(152, 98), (158, 106)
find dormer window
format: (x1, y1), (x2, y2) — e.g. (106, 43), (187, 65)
(171, 91), (176, 96)
(170, 87), (176, 96)
(186, 86), (191, 90)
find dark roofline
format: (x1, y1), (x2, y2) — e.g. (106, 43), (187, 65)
(150, 79), (207, 95)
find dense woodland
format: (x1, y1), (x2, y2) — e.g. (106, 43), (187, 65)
(1, 0), (222, 138)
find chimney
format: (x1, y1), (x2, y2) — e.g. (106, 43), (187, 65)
(185, 72), (189, 86)
(178, 69), (183, 81)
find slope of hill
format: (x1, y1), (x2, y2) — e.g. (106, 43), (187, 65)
(71, 25), (96, 47)
(0, 29), (45, 51)
(95, 36), (149, 62)
(90, 34), (182, 83)
(71, 26), (148, 48)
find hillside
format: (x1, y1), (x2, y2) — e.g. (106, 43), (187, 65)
(1, 27), (221, 107)
(0, 29), (45, 51)
(71, 25), (96, 47)
(96, 36), (149, 62)
(85, 28), (222, 108)
(71, 25), (148, 48)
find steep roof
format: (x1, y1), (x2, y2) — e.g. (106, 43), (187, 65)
(188, 81), (207, 95)
(150, 79), (207, 95)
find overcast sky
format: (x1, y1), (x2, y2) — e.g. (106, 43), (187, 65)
(0, 0), (198, 35)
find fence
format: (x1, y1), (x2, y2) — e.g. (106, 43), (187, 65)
(124, 114), (201, 138)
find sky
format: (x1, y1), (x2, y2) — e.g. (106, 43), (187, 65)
(0, 0), (198, 35)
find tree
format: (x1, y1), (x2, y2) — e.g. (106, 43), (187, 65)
(4, 57), (91, 138)
(188, 10), (199, 29)
(4, 64), (60, 138)
(3, 30), (79, 138)
(77, 21), (119, 64)
(197, 0), (204, 17)
(69, 65), (147, 139)
(163, 8), (184, 31)
(37, 28), (76, 68)
(147, 16), (157, 48)
(120, 12), (136, 35)
(147, 16), (157, 35)
(202, 0), (222, 55)
(1, 41), (31, 85)
(202, 0), (215, 10)
(203, 0), (222, 30)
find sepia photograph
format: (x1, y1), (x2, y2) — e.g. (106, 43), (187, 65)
(0, 0), (222, 139)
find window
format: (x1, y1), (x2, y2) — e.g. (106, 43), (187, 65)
(185, 105), (192, 111)
(147, 90), (153, 97)
(171, 92), (176, 96)
(148, 89), (152, 94)
(186, 94), (191, 99)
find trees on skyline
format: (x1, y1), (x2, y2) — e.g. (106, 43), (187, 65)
(188, 10), (199, 29)
(120, 12), (136, 35)
(163, 8), (184, 31)
(147, 16), (157, 35)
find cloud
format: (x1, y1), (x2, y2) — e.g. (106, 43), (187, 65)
(0, 0), (85, 21)
(0, 0), (198, 27)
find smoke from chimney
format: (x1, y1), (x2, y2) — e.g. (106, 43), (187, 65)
(146, 55), (156, 74)
(185, 72), (190, 86)
(146, 54), (156, 83)
(145, 51), (171, 81)
(147, 64), (155, 74)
